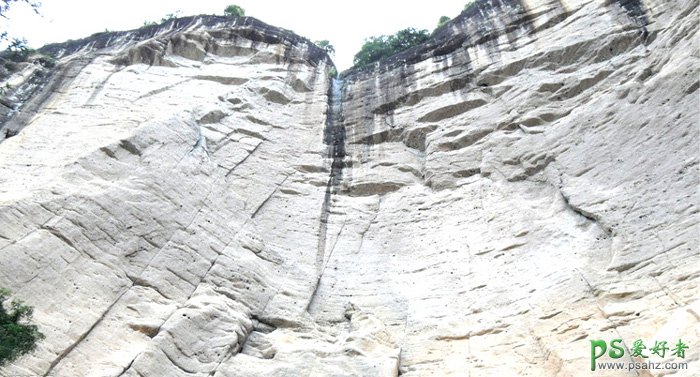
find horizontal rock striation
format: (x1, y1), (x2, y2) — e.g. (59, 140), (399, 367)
(330, 0), (699, 375)
(0, 15), (328, 141)
(0, 1), (698, 376)
(0, 15), (397, 377)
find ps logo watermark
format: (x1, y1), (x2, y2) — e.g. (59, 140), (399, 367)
(590, 338), (690, 371)
(590, 339), (625, 370)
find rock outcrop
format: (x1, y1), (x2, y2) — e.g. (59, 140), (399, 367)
(0, 1), (698, 376)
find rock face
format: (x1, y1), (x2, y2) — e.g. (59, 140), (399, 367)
(0, 1), (698, 376)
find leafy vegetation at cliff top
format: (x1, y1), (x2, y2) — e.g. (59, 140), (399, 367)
(224, 4), (245, 17)
(436, 16), (451, 29)
(143, 10), (183, 27)
(0, 38), (54, 83)
(3, 38), (31, 62)
(464, 1), (477, 11)
(315, 40), (335, 55)
(0, 288), (44, 366)
(160, 11), (182, 24)
(353, 27), (430, 68)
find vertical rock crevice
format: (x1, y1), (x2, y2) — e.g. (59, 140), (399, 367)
(309, 77), (346, 312)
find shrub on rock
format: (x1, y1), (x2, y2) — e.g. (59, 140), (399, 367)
(0, 288), (44, 366)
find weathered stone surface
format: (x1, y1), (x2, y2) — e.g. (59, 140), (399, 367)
(0, 1), (698, 376)
(0, 15), (342, 377)
(331, 0), (699, 375)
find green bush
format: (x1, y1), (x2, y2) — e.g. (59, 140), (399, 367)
(0, 288), (44, 366)
(464, 1), (478, 12)
(160, 11), (181, 24)
(315, 40), (335, 55)
(328, 66), (338, 78)
(5, 38), (32, 62)
(353, 27), (430, 67)
(224, 4), (245, 17)
(437, 16), (451, 29)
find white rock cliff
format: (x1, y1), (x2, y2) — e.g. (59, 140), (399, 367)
(0, 1), (698, 376)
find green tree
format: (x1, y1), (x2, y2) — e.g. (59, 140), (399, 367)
(0, 288), (44, 366)
(437, 16), (451, 29)
(464, 1), (478, 12)
(223, 4), (245, 17)
(160, 11), (181, 24)
(315, 40), (335, 55)
(5, 38), (31, 62)
(353, 27), (430, 67)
